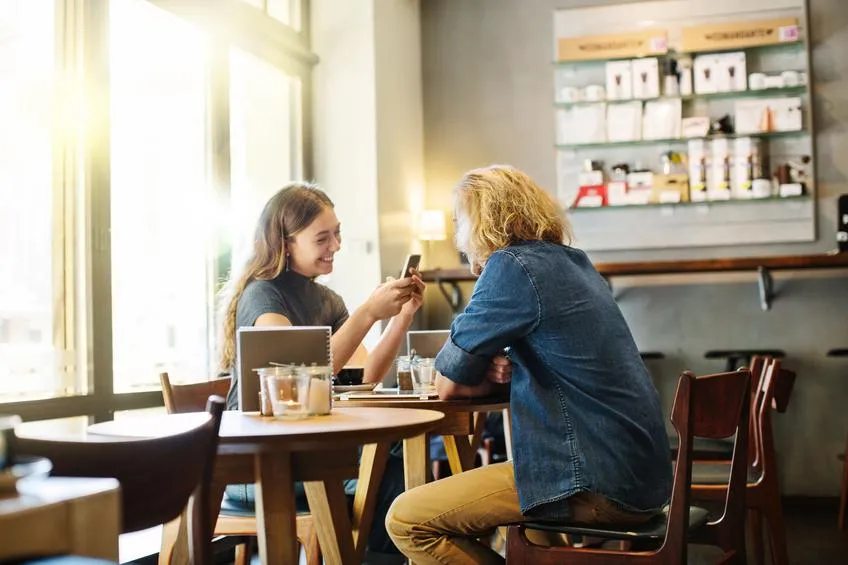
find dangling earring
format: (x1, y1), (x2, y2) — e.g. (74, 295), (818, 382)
(285, 252), (291, 272)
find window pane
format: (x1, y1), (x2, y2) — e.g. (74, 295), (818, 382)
(229, 46), (300, 268)
(267, 0), (299, 29)
(110, 0), (212, 391)
(0, 0), (68, 400)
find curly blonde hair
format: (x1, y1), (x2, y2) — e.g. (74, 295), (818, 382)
(453, 165), (571, 267)
(217, 182), (334, 371)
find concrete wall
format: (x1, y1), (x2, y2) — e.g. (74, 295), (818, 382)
(420, 0), (848, 496)
(312, 0), (424, 344)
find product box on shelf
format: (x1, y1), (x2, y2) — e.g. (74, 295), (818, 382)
(606, 101), (642, 142)
(606, 180), (629, 206)
(573, 185), (607, 208)
(693, 54), (721, 94)
(631, 57), (660, 99)
(557, 106), (607, 145)
(734, 97), (803, 134)
(605, 60), (633, 100)
(709, 137), (732, 200)
(626, 171), (653, 205)
(732, 137), (765, 198)
(687, 139), (709, 202)
(717, 52), (747, 92)
(651, 174), (690, 204)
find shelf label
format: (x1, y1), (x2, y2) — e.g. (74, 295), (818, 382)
(557, 30), (668, 62)
(681, 17), (800, 53)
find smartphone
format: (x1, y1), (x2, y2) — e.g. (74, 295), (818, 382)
(399, 254), (421, 279)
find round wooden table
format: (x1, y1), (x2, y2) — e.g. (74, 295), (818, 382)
(86, 408), (445, 565)
(334, 396), (511, 489)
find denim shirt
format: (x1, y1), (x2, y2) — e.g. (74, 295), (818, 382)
(435, 241), (672, 518)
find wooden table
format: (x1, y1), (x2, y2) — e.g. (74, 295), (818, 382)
(0, 477), (121, 562)
(87, 408), (444, 565)
(333, 396), (511, 489)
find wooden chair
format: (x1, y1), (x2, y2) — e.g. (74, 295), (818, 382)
(691, 358), (796, 565)
(13, 396), (225, 565)
(669, 355), (769, 463)
(158, 373), (320, 565)
(506, 368), (751, 565)
(828, 348), (848, 530)
(838, 432), (848, 531)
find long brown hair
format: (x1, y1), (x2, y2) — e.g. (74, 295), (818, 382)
(454, 165), (571, 267)
(218, 182), (334, 370)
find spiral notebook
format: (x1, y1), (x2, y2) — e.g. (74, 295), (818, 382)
(237, 326), (332, 412)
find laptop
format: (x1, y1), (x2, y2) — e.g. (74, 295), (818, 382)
(406, 329), (450, 358)
(236, 326), (331, 411)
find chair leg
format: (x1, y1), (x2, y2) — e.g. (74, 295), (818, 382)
(297, 515), (321, 565)
(839, 436), (848, 530)
(748, 509), (765, 565)
(233, 540), (250, 565)
(763, 499), (789, 565)
(159, 516), (181, 565)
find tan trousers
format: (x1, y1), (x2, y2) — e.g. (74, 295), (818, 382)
(385, 461), (656, 565)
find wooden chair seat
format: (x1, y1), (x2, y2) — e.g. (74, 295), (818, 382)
(519, 506), (710, 542)
(691, 462), (761, 485)
(668, 436), (733, 460)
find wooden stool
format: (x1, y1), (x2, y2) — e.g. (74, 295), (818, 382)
(827, 349), (848, 530)
(706, 349), (785, 372)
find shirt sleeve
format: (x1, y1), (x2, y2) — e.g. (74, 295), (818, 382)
(328, 289), (350, 333)
(237, 281), (290, 327)
(435, 250), (540, 387)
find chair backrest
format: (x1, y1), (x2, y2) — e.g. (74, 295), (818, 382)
(665, 368), (751, 561)
(753, 359), (796, 475)
(161, 372), (232, 414)
(13, 396), (225, 565)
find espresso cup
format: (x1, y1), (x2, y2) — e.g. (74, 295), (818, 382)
(0, 415), (22, 470)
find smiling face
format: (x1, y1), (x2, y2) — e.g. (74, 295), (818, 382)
(286, 206), (342, 277)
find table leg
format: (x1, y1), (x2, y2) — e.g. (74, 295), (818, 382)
(502, 407), (513, 461)
(255, 452), (299, 565)
(443, 434), (476, 475)
(403, 434), (429, 490)
(469, 412), (487, 453)
(351, 442), (391, 561)
(303, 480), (358, 565)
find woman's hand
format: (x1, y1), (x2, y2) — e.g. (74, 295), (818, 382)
(399, 269), (425, 318)
(365, 273), (424, 321)
(485, 355), (512, 384)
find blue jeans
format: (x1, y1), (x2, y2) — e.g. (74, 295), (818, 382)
(224, 453), (406, 554)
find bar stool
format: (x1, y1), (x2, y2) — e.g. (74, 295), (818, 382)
(828, 348), (848, 530)
(705, 349), (785, 372)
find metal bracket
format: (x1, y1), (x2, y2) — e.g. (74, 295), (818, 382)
(757, 266), (774, 311)
(437, 279), (464, 318)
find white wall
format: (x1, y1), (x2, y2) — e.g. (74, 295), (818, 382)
(311, 0), (424, 343)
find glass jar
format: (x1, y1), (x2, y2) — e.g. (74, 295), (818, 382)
(299, 364), (333, 416)
(396, 355), (414, 391)
(255, 366), (311, 420)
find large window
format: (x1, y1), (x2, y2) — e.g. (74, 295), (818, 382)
(229, 46), (302, 269)
(0, 0), (312, 418)
(0, 0), (71, 400)
(110, 0), (213, 391)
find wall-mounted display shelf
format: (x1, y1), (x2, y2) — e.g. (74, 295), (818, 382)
(552, 0), (815, 252)
(555, 129), (807, 150)
(553, 85), (807, 109)
(421, 252), (848, 312)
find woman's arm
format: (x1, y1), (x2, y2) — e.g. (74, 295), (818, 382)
(362, 308), (415, 384)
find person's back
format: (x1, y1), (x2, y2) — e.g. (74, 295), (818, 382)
(496, 240), (671, 517)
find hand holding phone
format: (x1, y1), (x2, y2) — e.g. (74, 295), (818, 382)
(399, 254), (421, 279)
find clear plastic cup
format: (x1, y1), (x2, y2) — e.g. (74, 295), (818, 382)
(396, 355), (414, 391)
(412, 357), (436, 393)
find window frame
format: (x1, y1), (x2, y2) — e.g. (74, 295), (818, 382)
(0, 0), (314, 422)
